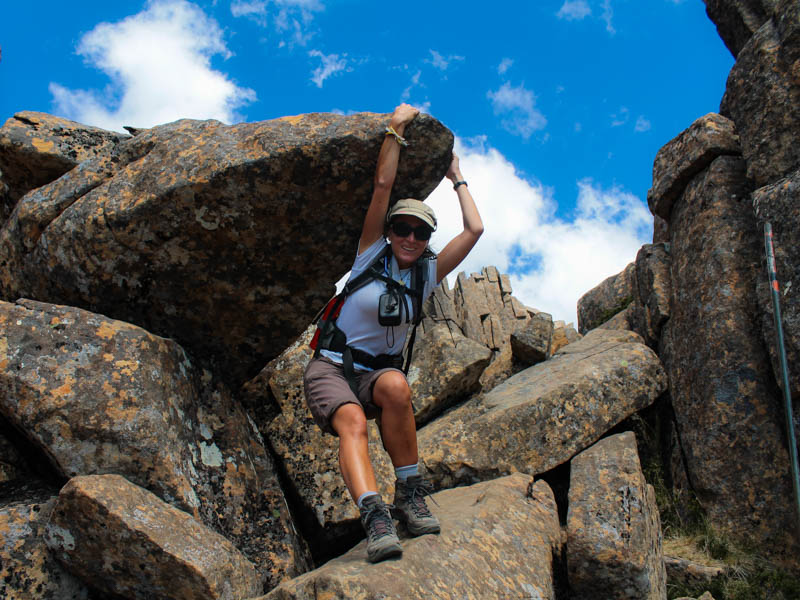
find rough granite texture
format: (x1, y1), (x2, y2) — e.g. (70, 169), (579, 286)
(0, 111), (127, 222)
(0, 481), (97, 600)
(661, 155), (799, 566)
(510, 311), (554, 365)
(567, 432), (666, 600)
(45, 474), (262, 600)
(646, 113), (741, 221)
(752, 169), (800, 443)
(417, 329), (667, 489)
(0, 299), (309, 588)
(0, 112), (452, 384)
(635, 243), (672, 347)
(703, 0), (776, 57)
(260, 475), (562, 600)
(577, 262), (637, 334)
(723, 19), (800, 187)
(407, 323), (492, 426)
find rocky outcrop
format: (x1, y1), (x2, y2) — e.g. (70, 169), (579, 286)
(646, 113), (741, 222)
(417, 329), (667, 489)
(422, 266), (533, 350)
(660, 155), (798, 562)
(703, 0), (776, 57)
(46, 474), (262, 600)
(567, 432), (666, 600)
(0, 112), (452, 384)
(0, 299), (309, 589)
(0, 111), (127, 223)
(577, 262), (637, 334)
(723, 19), (800, 187)
(260, 474), (563, 600)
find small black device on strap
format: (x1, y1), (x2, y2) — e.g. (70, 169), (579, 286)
(310, 245), (430, 394)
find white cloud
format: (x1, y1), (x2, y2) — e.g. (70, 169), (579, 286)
(309, 49), (347, 87)
(231, 0), (323, 45)
(49, 0), (255, 132)
(426, 138), (651, 325)
(556, 0), (591, 20)
(401, 70), (423, 101)
(425, 50), (464, 71)
(601, 0), (616, 34)
(497, 58), (513, 75)
(634, 115), (652, 132)
(487, 82), (547, 139)
(610, 106), (629, 127)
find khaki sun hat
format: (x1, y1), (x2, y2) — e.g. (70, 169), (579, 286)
(386, 199), (437, 231)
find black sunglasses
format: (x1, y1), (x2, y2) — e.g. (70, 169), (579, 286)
(390, 221), (433, 241)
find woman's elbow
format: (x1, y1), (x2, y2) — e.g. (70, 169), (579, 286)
(470, 224), (485, 239)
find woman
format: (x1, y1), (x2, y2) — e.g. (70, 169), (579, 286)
(303, 103), (483, 563)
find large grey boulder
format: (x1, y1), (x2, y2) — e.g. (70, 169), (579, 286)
(45, 474), (263, 600)
(260, 474), (563, 600)
(567, 432), (666, 600)
(417, 329), (667, 489)
(661, 155), (799, 566)
(0, 299), (308, 586)
(0, 112), (452, 384)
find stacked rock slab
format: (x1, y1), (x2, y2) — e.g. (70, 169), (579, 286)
(417, 329), (667, 489)
(567, 432), (666, 600)
(45, 474), (262, 600)
(648, 111), (799, 564)
(260, 475), (563, 600)
(577, 262), (637, 334)
(0, 112), (452, 385)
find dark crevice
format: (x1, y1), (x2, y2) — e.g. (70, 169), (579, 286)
(0, 412), (66, 489)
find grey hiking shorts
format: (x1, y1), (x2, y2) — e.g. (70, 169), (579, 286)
(303, 356), (404, 436)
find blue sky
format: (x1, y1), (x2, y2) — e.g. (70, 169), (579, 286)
(0, 0), (733, 324)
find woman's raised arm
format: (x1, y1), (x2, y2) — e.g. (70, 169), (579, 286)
(435, 153), (484, 283)
(358, 104), (419, 254)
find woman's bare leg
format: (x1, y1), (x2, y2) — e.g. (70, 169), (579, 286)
(372, 371), (418, 467)
(331, 402), (378, 503)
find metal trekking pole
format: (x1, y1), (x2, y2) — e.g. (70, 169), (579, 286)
(764, 222), (800, 528)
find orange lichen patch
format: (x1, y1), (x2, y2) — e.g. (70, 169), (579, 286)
(103, 353), (114, 361)
(102, 381), (116, 396)
(276, 115), (305, 125)
(114, 360), (139, 377)
(31, 138), (56, 154)
(51, 375), (76, 401)
(96, 321), (118, 340)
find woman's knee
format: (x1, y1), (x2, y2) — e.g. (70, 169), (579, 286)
(331, 403), (368, 439)
(373, 371), (411, 410)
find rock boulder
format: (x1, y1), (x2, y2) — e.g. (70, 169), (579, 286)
(261, 475), (563, 600)
(45, 474), (263, 600)
(0, 112), (452, 384)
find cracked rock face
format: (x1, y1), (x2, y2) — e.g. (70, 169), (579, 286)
(567, 432), (666, 600)
(262, 474), (563, 600)
(0, 112), (453, 384)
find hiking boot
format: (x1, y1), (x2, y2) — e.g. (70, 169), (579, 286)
(359, 495), (402, 563)
(392, 475), (441, 536)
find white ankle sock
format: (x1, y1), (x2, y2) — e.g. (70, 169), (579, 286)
(395, 463), (419, 481)
(357, 491), (379, 508)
